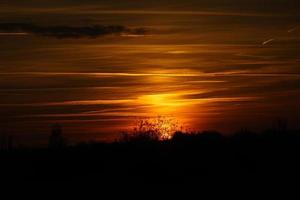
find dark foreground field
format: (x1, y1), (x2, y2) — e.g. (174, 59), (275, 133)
(1, 129), (300, 186)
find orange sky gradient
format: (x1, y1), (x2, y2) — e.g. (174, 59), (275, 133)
(0, 0), (300, 145)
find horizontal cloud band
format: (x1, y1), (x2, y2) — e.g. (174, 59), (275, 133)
(0, 23), (149, 38)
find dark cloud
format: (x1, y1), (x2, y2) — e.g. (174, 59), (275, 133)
(0, 23), (149, 38)
(1, 0), (300, 13)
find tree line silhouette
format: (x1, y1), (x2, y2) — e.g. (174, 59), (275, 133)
(1, 118), (300, 185)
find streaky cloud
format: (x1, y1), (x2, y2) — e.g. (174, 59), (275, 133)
(262, 38), (275, 46)
(0, 23), (149, 39)
(1, 71), (300, 78)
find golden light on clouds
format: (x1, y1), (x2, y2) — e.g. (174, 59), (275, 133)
(138, 93), (186, 114)
(1, 0), (300, 145)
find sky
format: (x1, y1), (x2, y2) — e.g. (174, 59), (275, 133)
(0, 0), (300, 145)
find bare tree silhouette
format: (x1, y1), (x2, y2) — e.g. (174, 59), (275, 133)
(0, 134), (13, 150)
(48, 124), (66, 149)
(120, 116), (180, 142)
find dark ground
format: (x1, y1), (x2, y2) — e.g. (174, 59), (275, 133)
(2, 128), (300, 189)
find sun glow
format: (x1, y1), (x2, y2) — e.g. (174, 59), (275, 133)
(131, 116), (181, 140)
(138, 93), (186, 113)
(135, 93), (191, 134)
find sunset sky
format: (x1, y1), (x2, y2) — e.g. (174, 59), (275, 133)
(1, 0), (300, 145)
